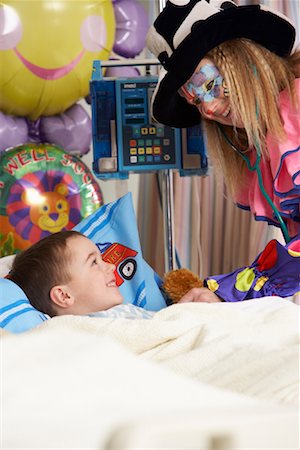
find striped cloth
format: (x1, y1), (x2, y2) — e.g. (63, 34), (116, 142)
(0, 278), (48, 333)
(88, 304), (155, 320)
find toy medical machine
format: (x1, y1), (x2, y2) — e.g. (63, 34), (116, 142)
(90, 59), (208, 271)
(90, 60), (208, 179)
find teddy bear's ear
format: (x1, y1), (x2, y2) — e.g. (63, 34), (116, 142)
(162, 268), (203, 304)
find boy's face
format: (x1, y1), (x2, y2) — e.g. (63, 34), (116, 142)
(64, 235), (123, 314)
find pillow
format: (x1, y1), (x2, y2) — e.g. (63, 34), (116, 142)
(0, 254), (15, 278)
(0, 278), (48, 333)
(74, 192), (167, 311)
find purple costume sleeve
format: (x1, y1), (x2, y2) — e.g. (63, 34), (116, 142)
(204, 236), (300, 302)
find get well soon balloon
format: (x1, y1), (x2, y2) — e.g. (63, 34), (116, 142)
(0, 0), (115, 120)
(0, 143), (103, 256)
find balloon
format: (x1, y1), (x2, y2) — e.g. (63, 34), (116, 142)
(0, 105), (92, 155)
(105, 66), (141, 77)
(0, 112), (28, 152)
(0, 143), (103, 256)
(0, 1), (116, 119)
(39, 104), (92, 156)
(113, 0), (149, 58)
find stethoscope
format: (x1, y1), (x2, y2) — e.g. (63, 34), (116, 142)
(218, 124), (291, 244)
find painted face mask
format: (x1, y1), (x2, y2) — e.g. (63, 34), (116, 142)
(181, 63), (225, 105)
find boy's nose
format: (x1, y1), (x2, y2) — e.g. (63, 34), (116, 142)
(106, 262), (116, 273)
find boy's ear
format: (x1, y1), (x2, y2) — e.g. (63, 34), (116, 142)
(50, 285), (74, 309)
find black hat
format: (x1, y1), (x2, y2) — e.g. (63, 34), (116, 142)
(146, 0), (296, 128)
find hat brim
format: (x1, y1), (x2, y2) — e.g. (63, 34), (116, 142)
(152, 5), (296, 128)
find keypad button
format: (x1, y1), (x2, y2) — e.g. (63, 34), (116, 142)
(138, 139), (144, 146)
(146, 147), (153, 154)
(164, 154), (171, 161)
(153, 139), (160, 146)
(141, 128), (148, 135)
(130, 148), (137, 155)
(130, 139), (137, 146)
(146, 155), (153, 162)
(154, 156), (161, 162)
(130, 156), (137, 163)
(156, 126), (164, 137)
(146, 139), (152, 146)
(163, 138), (170, 146)
(149, 127), (156, 134)
(138, 155), (145, 162)
(153, 146), (161, 154)
(138, 147), (145, 155)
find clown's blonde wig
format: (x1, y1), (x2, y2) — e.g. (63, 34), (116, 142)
(203, 38), (300, 196)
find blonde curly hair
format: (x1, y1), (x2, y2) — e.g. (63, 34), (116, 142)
(203, 38), (300, 196)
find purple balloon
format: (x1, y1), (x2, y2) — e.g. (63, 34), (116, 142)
(113, 0), (149, 58)
(105, 66), (141, 77)
(39, 104), (92, 156)
(0, 112), (29, 152)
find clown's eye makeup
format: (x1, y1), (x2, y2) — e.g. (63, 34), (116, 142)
(205, 79), (215, 92)
(181, 63), (226, 104)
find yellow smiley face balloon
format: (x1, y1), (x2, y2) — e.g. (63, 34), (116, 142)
(0, 0), (115, 119)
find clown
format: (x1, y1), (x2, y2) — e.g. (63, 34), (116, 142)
(146, 0), (300, 303)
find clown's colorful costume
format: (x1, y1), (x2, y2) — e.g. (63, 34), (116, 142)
(205, 237), (300, 301)
(235, 79), (300, 239)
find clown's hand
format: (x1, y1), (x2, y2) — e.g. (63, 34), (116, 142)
(178, 287), (222, 303)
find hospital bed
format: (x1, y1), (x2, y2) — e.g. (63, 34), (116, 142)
(1, 252), (299, 449)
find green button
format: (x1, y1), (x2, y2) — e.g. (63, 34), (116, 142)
(156, 126), (164, 136)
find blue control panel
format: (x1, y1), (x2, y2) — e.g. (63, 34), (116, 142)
(90, 61), (208, 179)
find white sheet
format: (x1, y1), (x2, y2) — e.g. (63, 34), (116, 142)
(1, 296), (299, 448)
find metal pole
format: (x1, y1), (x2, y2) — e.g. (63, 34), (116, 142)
(161, 170), (176, 273)
(157, 0), (174, 274)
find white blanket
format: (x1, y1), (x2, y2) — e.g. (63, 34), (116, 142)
(1, 296), (299, 449)
(14, 296), (300, 404)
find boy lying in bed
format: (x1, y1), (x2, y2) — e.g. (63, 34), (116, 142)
(6, 231), (220, 321)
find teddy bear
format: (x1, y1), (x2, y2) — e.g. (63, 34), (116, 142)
(162, 268), (203, 304)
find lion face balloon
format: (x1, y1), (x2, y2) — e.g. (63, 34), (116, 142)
(0, 0), (115, 119)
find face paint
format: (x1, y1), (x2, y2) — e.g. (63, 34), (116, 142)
(181, 63), (225, 104)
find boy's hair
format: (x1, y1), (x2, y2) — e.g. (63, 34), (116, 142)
(203, 38), (300, 196)
(8, 230), (83, 317)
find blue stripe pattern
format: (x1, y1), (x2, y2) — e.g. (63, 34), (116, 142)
(0, 299), (30, 314)
(75, 201), (118, 239)
(133, 281), (146, 308)
(0, 300), (38, 327)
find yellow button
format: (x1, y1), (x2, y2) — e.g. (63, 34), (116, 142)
(130, 148), (137, 155)
(141, 128), (148, 135)
(146, 147), (152, 154)
(149, 127), (156, 134)
(138, 147), (145, 155)
(153, 146), (161, 154)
